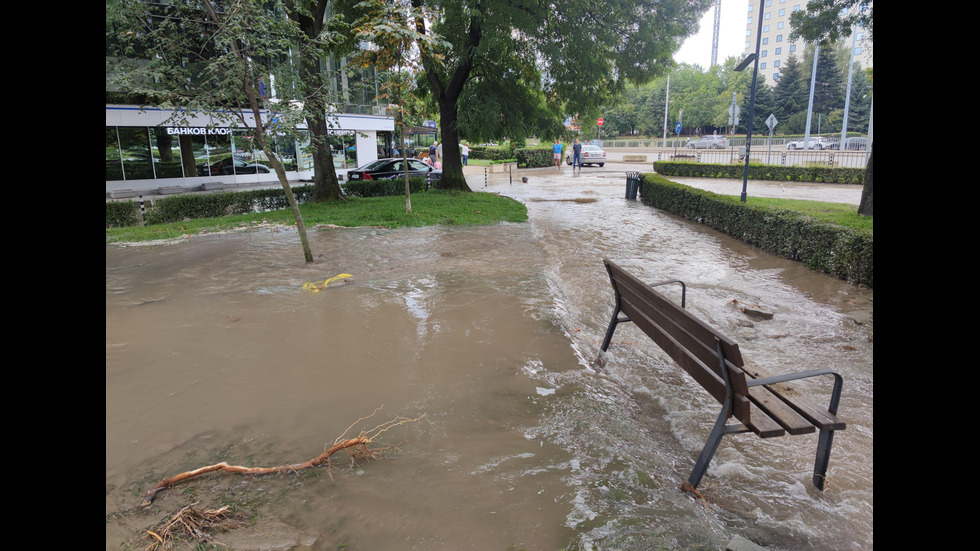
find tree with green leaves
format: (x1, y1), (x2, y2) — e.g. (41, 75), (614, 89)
(411, 0), (712, 191)
(108, 0), (319, 262)
(790, 0), (873, 44)
(287, 0), (352, 203)
(791, 0), (873, 216)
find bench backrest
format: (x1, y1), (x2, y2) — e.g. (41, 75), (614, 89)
(604, 259), (752, 423)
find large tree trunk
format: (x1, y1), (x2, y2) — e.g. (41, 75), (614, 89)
(295, 0), (345, 203)
(858, 143), (872, 216)
(414, 0), (476, 192)
(435, 99), (470, 191)
(307, 110), (345, 202)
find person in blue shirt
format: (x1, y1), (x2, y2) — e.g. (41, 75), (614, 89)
(553, 139), (563, 170)
(572, 139), (582, 171)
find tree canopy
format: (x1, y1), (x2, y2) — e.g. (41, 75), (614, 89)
(411, 0), (713, 190)
(790, 0), (873, 44)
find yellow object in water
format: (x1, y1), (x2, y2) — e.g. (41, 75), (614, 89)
(302, 274), (353, 292)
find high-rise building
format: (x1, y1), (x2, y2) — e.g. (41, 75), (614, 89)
(744, 1), (872, 85)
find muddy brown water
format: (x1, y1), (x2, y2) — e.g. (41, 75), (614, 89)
(106, 170), (872, 550)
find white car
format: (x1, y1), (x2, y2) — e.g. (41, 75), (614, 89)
(566, 144), (607, 167)
(786, 137), (831, 150)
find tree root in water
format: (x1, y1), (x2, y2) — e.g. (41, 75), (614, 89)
(140, 409), (423, 507)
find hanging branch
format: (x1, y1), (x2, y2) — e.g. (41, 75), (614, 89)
(140, 410), (424, 507)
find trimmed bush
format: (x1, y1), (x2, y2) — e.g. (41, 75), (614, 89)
(468, 146), (514, 161)
(108, 185), (315, 227)
(653, 161), (864, 185)
(514, 147), (554, 168)
(342, 177), (429, 197)
(638, 174), (873, 287)
(106, 201), (142, 228)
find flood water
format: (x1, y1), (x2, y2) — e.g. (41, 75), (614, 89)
(106, 169), (873, 550)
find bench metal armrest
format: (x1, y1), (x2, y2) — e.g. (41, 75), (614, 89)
(648, 279), (686, 308)
(747, 368), (844, 415)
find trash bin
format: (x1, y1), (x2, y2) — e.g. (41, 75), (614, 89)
(625, 171), (641, 200)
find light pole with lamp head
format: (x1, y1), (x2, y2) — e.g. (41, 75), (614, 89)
(734, 0), (766, 203)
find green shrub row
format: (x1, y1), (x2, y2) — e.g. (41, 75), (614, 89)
(514, 147), (554, 168)
(106, 178), (437, 228)
(106, 201), (143, 228)
(653, 161), (864, 184)
(638, 174), (873, 287)
(468, 146), (514, 161)
(108, 185), (312, 227)
(342, 176), (429, 197)
(141, 186), (316, 225)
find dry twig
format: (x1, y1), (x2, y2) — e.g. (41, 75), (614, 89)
(140, 409), (423, 507)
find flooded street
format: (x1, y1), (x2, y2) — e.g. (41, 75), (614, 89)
(106, 169), (872, 550)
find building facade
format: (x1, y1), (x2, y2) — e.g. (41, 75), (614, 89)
(106, 3), (396, 197)
(744, 1), (872, 84)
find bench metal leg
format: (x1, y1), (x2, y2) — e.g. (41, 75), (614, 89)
(600, 305), (628, 352)
(689, 408), (729, 488)
(812, 372), (844, 491)
(812, 429), (836, 491)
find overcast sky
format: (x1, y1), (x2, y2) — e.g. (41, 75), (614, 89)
(673, 0), (750, 68)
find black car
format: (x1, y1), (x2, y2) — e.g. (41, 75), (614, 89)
(346, 158), (441, 182)
(201, 157), (272, 175)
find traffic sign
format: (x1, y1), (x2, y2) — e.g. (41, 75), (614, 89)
(675, 121), (682, 135)
(597, 118), (604, 126)
(766, 114), (778, 131)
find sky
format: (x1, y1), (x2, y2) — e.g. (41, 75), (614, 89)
(673, 0), (750, 68)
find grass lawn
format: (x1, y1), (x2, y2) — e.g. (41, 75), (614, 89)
(743, 196), (872, 232)
(106, 190), (528, 243)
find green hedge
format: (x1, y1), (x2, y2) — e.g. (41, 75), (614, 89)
(105, 179), (434, 228)
(106, 201), (142, 228)
(107, 185), (315, 228)
(342, 176), (429, 197)
(468, 146), (514, 161)
(639, 174), (873, 287)
(514, 147), (554, 168)
(653, 161), (864, 184)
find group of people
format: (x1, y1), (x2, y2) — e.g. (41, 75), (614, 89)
(554, 138), (585, 171)
(423, 141), (470, 168)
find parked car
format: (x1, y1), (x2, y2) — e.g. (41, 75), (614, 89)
(828, 137), (868, 151)
(345, 158), (441, 182)
(786, 137), (831, 150)
(201, 157), (272, 175)
(685, 135), (728, 149)
(565, 144), (607, 167)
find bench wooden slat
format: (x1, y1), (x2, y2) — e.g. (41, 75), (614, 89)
(744, 366), (847, 431)
(610, 266), (743, 366)
(619, 298), (753, 422)
(747, 386), (816, 435)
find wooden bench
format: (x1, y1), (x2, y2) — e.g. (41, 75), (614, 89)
(599, 259), (845, 491)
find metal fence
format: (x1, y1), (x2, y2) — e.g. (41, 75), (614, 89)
(604, 139), (870, 170)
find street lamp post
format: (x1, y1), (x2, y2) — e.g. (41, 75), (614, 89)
(734, 0), (766, 203)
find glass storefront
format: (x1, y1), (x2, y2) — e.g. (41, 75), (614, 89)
(105, 126), (307, 180)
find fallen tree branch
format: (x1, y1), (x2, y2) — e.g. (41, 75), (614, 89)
(140, 410), (423, 507)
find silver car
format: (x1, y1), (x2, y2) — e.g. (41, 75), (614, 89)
(566, 144), (607, 167)
(686, 135), (728, 149)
